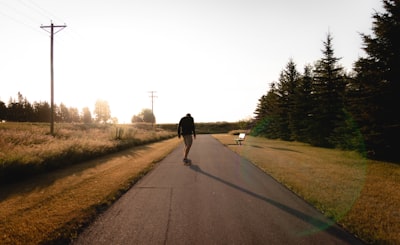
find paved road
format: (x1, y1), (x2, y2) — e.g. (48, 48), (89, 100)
(74, 135), (363, 245)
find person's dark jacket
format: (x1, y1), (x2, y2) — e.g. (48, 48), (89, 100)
(178, 116), (196, 137)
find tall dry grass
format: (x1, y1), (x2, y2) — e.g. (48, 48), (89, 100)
(0, 122), (175, 183)
(0, 137), (181, 244)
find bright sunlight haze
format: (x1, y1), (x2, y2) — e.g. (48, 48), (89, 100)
(0, 0), (382, 123)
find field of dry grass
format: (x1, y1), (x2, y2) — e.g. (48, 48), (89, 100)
(0, 136), (181, 244)
(0, 122), (175, 183)
(213, 134), (400, 244)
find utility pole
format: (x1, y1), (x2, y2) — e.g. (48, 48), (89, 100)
(148, 91), (157, 127)
(41, 22), (66, 136)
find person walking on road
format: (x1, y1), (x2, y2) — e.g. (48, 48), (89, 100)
(178, 113), (196, 164)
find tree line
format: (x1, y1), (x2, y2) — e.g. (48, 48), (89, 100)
(253, 0), (399, 162)
(0, 93), (117, 124)
(0, 92), (156, 125)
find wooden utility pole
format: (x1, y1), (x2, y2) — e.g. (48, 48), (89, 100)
(148, 91), (157, 127)
(41, 22), (66, 135)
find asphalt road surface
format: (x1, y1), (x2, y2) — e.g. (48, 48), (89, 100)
(73, 135), (363, 245)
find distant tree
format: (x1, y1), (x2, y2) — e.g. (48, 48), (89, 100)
(94, 99), (111, 123)
(58, 103), (70, 122)
(69, 107), (80, 122)
(111, 117), (118, 124)
(7, 92), (33, 122)
(53, 104), (61, 122)
(349, 0), (400, 161)
(131, 109), (155, 123)
(33, 101), (50, 122)
(140, 109), (156, 123)
(0, 93), (93, 124)
(0, 100), (6, 120)
(82, 107), (92, 124)
(131, 114), (143, 123)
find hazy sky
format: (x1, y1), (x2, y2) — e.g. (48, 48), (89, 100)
(0, 0), (382, 123)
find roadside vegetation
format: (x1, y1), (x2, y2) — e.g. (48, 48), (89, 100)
(0, 122), (175, 183)
(214, 134), (400, 244)
(252, 1), (400, 163)
(0, 136), (181, 244)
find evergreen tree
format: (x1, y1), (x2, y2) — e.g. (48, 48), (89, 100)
(292, 65), (314, 142)
(310, 33), (346, 147)
(0, 100), (6, 120)
(33, 101), (51, 122)
(274, 59), (300, 140)
(6, 92), (33, 122)
(252, 83), (281, 138)
(254, 94), (268, 122)
(351, 0), (400, 161)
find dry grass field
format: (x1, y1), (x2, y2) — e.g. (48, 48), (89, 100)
(213, 134), (400, 244)
(0, 122), (175, 183)
(0, 136), (181, 244)
(0, 122), (178, 243)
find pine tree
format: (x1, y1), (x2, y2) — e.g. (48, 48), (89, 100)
(0, 100), (6, 121)
(254, 94), (268, 122)
(292, 65), (314, 142)
(310, 33), (346, 147)
(276, 59), (300, 141)
(351, 0), (400, 161)
(252, 83), (281, 138)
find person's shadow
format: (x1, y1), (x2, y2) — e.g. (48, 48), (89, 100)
(188, 164), (363, 244)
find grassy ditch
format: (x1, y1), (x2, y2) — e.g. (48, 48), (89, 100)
(0, 136), (181, 244)
(0, 122), (175, 183)
(213, 134), (400, 244)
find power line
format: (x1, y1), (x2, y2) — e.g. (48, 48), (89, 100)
(41, 22), (67, 136)
(18, 0), (65, 24)
(0, 1), (44, 35)
(0, 1), (71, 40)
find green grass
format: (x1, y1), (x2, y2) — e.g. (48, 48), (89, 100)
(0, 122), (175, 183)
(213, 134), (400, 244)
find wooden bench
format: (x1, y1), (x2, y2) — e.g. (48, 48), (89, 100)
(235, 133), (246, 145)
